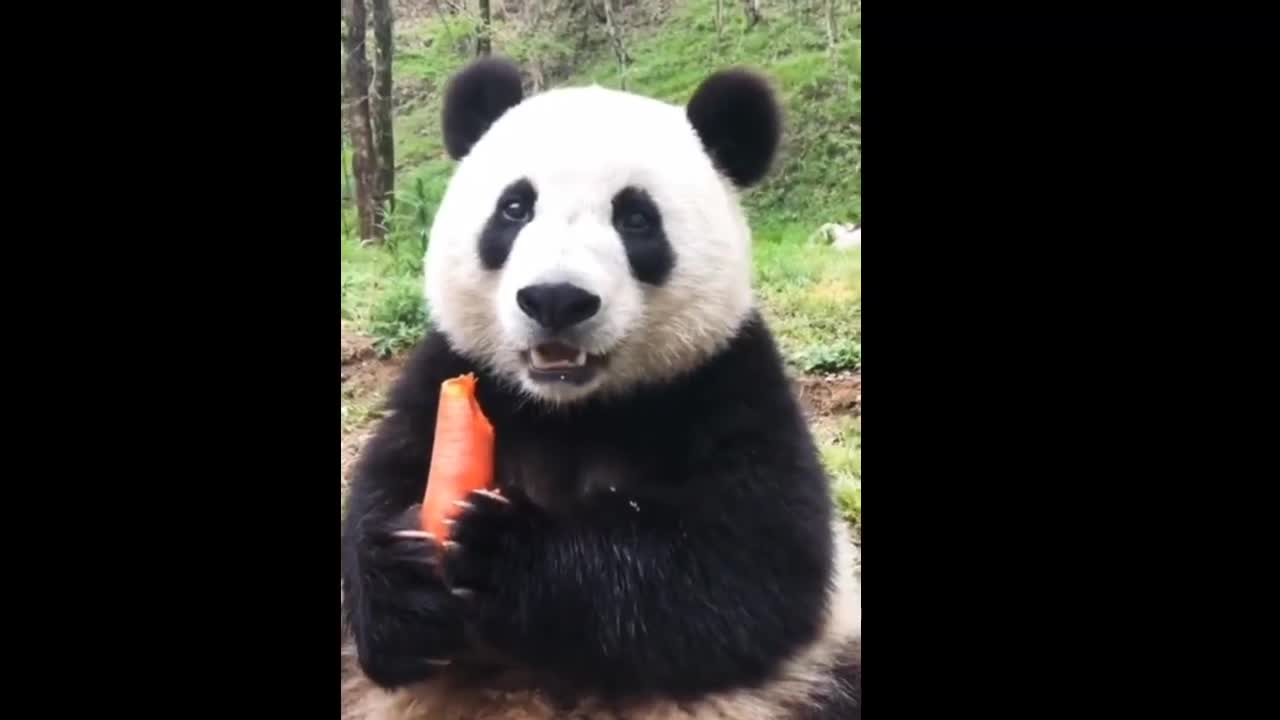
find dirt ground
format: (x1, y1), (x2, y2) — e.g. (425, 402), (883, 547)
(793, 370), (861, 420)
(341, 329), (408, 481)
(341, 330), (860, 485)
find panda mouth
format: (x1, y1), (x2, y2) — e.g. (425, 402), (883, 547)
(524, 342), (603, 384)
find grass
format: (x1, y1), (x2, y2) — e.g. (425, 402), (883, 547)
(341, 0), (861, 528)
(341, 218), (430, 357)
(575, 0), (862, 231)
(814, 414), (862, 529)
(755, 239), (860, 373)
(343, 0), (861, 351)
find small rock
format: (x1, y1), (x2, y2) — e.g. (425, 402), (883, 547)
(808, 222), (861, 251)
(833, 225), (861, 251)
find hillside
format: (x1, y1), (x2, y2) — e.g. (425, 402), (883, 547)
(341, 0), (861, 528)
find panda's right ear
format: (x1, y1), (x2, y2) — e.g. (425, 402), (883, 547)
(441, 57), (525, 160)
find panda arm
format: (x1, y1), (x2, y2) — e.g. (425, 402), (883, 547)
(340, 333), (475, 688)
(445, 394), (834, 699)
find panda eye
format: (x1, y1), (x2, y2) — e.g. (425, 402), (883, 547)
(611, 186), (663, 238)
(501, 198), (532, 223)
(619, 211), (651, 233)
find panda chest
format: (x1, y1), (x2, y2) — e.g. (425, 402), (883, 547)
(493, 433), (651, 515)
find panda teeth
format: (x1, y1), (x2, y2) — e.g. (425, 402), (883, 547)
(530, 346), (589, 370)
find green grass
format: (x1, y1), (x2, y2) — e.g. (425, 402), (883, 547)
(341, 229), (430, 357)
(341, 0), (860, 527)
(815, 414), (862, 528)
(573, 0), (861, 230)
(756, 239), (860, 372)
(344, 0), (860, 363)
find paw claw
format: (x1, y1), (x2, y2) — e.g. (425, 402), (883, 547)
(450, 587), (474, 599)
(426, 658), (452, 666)
(472, 489), (510, 504)
(393, 530), (431, 540)
(452, 500), (475, 512)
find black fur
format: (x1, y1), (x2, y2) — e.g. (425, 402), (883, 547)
(686, 69), (781, 188)
(442, 57), (525, 160)
(478, 178), (537, 269)
(340, 312), (840, 705)
(612, 186), (675, 286)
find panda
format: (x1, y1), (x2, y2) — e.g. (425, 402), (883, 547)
(340, 57), (861, 720)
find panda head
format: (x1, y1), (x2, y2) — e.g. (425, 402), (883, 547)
(424, 58), (781, 405)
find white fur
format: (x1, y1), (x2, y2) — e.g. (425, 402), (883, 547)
(364, 80), (866, 719)
(424, 84), (756, 405)
(341, 520), (861, 720)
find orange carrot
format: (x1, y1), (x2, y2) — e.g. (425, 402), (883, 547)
(420, 373), (496, 541)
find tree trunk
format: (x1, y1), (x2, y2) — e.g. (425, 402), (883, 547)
(344, 0), (381, 242)
(341, 137), (351, 238)
(715, 0), (723, 37)
(825, 0), (838, 49)
(371, 0), (395, 215)
(477, 0), (492, 56)
(524, 0), (544, 88)
(600, 0), (630, 86)
(741, 0), (761, 28)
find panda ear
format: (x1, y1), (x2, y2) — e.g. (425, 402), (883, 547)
(686, 69), (781, 188)
(441, 57), (525, 160)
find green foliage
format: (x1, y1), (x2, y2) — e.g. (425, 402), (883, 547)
(369, 280), (428, 357)
(344, 0), (862, 368)
(380, 176), (433, 274)
(343, 0), (862, 361)
(755, 241), (861, 372)
(342, 0), (862, 523)
(793, 337), (861, 374)
(816, 414), (861, 528)
(342, 227), (430, 357)
(575, 0), (861, 229)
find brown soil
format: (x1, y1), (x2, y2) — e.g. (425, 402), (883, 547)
(341, 330), (408, 483)
(340, 322), (378, 366)
(793, 370), (861, 419)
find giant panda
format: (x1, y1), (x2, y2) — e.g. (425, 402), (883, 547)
(341, 57), (861, 720)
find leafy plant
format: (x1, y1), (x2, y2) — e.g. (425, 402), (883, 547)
(793, 336), (861, 373)
(368, 281), (428, 357)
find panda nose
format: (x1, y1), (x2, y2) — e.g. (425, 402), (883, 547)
(516, 283), (601, 332)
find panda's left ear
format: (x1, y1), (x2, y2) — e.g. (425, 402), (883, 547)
(686, 68), (781, 188)
(441, 57), (525, 160)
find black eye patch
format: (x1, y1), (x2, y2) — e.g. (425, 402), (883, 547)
(478, 178), (537, 269)
(611, 186), (674, 286)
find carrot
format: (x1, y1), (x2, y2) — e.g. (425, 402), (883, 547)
(419, 373), (496, 541)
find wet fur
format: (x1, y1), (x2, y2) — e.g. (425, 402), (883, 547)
(341, 314), (860, 719)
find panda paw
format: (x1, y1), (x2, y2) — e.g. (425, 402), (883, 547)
(440, 488), (540, 597)
(348, 507), (468, 687)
